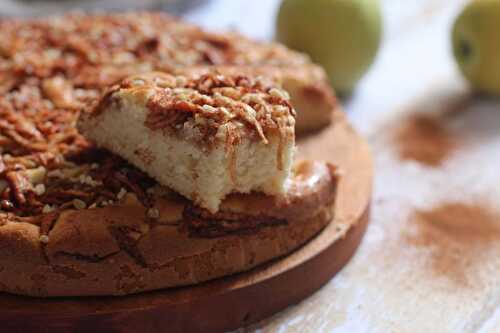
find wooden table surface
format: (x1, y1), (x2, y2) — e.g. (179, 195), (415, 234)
(187, 1), (500, 332)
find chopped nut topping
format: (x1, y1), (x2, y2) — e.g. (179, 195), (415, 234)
(39, 235), (50, 244)
(117, 188), (127, 200)
(33, 184), (46, 196)
(72, 199), (87, 210)
(25, 167), (47, 185)
(101, 200), (115, 207)
(79, 174), (102, 187)
(42, 76), (80, 109)
(147, 208), (160, 219)
(269, 87), (290, 100)
(42, 204), (54, 213)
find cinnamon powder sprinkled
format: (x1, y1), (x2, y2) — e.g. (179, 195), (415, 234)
(395, 114), (457, 167)
(405, 202), (500, 286)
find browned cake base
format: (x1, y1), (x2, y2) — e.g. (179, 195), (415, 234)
(0, 112), (373, 333)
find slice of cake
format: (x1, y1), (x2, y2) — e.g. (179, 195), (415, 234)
(78, 72), (296, 213)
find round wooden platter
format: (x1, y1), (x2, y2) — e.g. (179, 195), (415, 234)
(0, 112), (373, 333)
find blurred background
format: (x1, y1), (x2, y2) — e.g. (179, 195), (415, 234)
(1, 0), (206, 16)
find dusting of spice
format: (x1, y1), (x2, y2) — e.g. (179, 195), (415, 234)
(405, 202), (500, 286)
(395, 114), (457, 167)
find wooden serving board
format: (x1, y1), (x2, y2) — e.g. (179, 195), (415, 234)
(0, 113), (373, 333)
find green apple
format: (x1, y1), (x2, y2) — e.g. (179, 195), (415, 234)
(276, 0), (382, 95)
(453, 0), (500, 96)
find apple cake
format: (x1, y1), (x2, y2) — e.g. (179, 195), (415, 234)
(0, 12), (340, 297)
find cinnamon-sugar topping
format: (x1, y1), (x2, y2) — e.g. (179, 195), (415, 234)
(93, 72), (296, 145)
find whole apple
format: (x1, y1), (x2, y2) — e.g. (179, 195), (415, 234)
(277, 0), (382, 95)
(453, 0), (500, 96)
